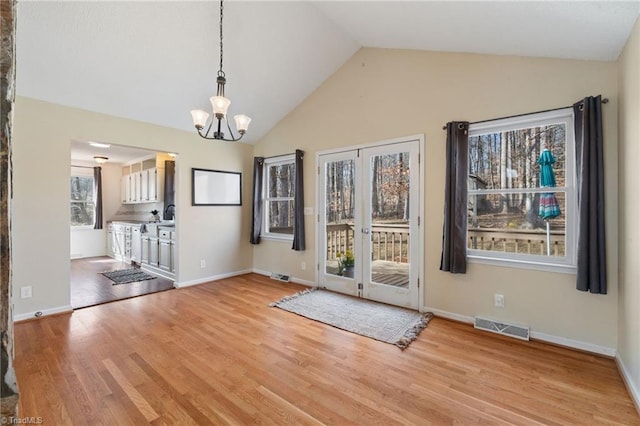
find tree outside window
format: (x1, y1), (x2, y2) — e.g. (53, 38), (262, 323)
(70, 175), (95, 226)
(467, 109), (576, 271)
(264, 157), (295, 238)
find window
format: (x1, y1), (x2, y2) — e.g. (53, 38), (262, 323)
(467, 109), (576, 272)
(70, 171), (95, 227)
(263, 155), (295, 239)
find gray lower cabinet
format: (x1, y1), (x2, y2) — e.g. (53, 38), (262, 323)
(159, 240), (171, 271)
(149, 237), (159, 266)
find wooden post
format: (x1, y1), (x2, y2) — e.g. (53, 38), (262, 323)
(1, 0), (19, 419)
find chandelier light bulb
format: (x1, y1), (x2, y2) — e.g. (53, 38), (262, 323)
(234, 115), (251, 134)
(210, 96), (231, 118)
(190, 110), (210, 129)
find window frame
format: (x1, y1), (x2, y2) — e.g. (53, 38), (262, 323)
(70, 168), (96, 230)
(466, 108), (577, 274)
(261, 154), (296, 241)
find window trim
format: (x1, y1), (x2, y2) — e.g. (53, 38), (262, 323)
(70, 167), (96, 229)
(467, 108), (577, 273)
(261, 154), (295, 242)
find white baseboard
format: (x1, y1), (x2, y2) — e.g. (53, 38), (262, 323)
(174, 269), (253, 288)
(252, 268), (316, 287)
(14, 305), (73, 322)
(530, 330), (616, 357)
(425, 307), (474, 324)
(426, 307), (616, 357)
(616, 354), (640, 414)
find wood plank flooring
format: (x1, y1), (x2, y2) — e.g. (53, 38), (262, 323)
(14, 273), (639, 425)
(71, 256), (175, 309)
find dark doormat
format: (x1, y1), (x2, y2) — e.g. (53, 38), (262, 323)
(101, 268), (157, 285)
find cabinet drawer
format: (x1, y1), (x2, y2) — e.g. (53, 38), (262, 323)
(159, 230), (171, 239)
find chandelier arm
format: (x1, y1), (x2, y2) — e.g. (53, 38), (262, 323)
(225, 117), (237, 140)
(203, 115), (215, 138)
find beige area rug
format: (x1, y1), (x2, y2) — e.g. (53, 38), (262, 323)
(270, 288), (433, 349)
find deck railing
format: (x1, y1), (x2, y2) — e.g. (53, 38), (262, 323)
(326, 223), (566, 261)
(468, 228), (565, 256)
(326, 223), (409, 263)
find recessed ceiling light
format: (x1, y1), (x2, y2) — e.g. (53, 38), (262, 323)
(89, 142), (110, 148)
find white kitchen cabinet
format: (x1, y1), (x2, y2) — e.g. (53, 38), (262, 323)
(170, 238), (176, 273)
(147, 168), (158, 201)
(120, 167), (163, 204)
(131, 226), (141, 263)
(122, 175), (130, 203)
(132, 172), (141, 203)
(140, 170), (149, 202)
(141, 235), (149, 264)
(108, 223), (125, 260)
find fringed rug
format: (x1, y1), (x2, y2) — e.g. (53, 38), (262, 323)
(101, 268), (156, 285)
(270, 288), (432, 349)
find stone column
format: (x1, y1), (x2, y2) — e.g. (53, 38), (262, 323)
(1, 0), (19, 419)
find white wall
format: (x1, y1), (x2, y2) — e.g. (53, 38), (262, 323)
(253, 48), (619, 352)
(12, 97), (254, 318)
(617, 16), (640, 409)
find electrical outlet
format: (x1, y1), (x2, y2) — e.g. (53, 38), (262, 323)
(494, 293), (505, 308)
(200, 259), (206, 268)
(21, 286), (32, 299)
(301, 261), (306, 270)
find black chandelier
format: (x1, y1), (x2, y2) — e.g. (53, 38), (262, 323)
(190, 0), (250, 141)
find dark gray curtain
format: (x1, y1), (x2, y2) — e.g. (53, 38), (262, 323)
(440, 121), (469, 273)
(574, 95), (606, 294)
(163, 160), (176, 220)
(292, 149), (306, 251)
(93, 166), (103, 230)
(250, 157), (264, 244)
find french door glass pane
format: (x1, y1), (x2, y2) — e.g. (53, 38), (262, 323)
(369, 152), (410, 288)
(325, 159), (356, 277)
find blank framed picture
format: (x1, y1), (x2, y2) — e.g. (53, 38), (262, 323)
(192, 168), (242, 206)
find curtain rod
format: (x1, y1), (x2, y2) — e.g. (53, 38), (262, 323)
(262, 152), (295, 160)
(441, 98), (609, 130)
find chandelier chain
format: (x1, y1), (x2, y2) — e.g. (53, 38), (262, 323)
(218, 0), (224, 76)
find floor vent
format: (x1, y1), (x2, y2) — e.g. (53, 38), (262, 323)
(474, 316), (530, 341)
(270, 272), (291, 283)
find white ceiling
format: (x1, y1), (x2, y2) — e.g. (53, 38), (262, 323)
(16, 1), (639, 161)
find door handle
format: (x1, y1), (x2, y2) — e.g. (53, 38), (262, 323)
(362, 228), (370, 234)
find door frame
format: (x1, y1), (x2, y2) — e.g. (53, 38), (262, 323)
(315, 134), (425, 312)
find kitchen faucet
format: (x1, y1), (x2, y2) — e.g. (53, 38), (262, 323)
(164, 204), (176, 220)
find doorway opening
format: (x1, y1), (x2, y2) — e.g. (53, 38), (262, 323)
(70, 140), (178, 309)
(317, 136), (424, 310)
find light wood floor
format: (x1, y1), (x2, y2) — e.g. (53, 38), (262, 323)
(14, 274), (639, 425)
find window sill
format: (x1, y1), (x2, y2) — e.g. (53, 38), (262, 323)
(260, 234), (294, 243)
(467, 254), (576, 274)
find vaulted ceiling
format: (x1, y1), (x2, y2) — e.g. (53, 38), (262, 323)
(16, 1), (640, 149)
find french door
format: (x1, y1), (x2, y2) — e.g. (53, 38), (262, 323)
(318, 139), (422, 309)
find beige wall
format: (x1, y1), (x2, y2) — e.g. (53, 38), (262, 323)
(253, 48), (619, 351)
(618, 17), (640, 405)
(12, 97), (254, 317)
